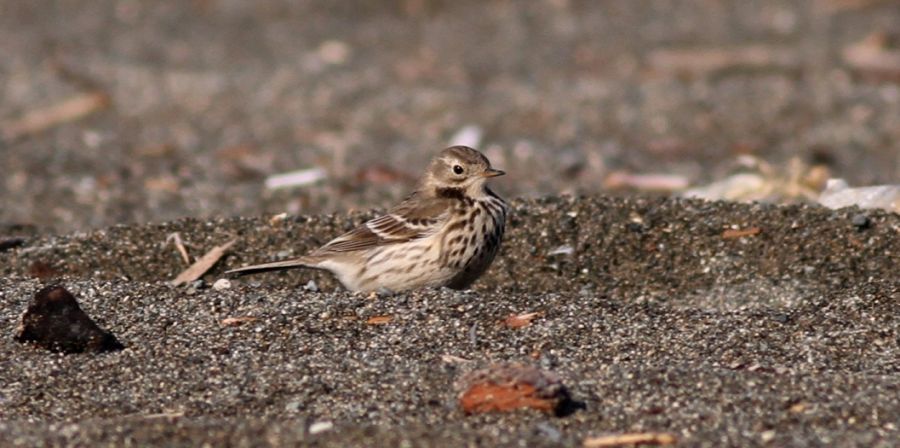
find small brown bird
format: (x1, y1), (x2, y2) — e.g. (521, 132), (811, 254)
(227, 146), (507, 293)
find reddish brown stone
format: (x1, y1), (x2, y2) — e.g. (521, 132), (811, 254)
(457, 363), (581, 416)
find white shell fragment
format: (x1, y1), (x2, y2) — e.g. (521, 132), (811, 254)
(547, 245), (575, 256)
(264, 167), (328, 190)
(212, 278), (232, 291)
(682, 173), (770, 202)
(309, 421), (334, 435)
(818, 179), (900, 213)
(449, 125), (483, 149)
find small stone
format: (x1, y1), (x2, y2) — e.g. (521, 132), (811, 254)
(773, 313), (790, 324)
(304, 280), (319, 292)
(285, 401), (301, 412)
(761, 430), (776, 443)
(186, 279), (205, 294)
(626, 222), (644, 233)
(0, 237), (25, 252)
(15, 285), (124, 354)
(503, 312), (542, 328)
(376, 287), (395, 296)
(851, 213), (870, 229)
(318, 40), (351, 65)
(268, 212), (288, 225)
(212, 278), (232, 291)
(308, 420), (334, 434)
(534, 422), (562, 442)
(457, 362), (582, 417)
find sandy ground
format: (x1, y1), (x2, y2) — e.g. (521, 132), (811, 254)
(1, 196), (899, 446)
(1, 1), (899, 447)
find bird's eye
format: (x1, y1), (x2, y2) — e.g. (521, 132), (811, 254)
(453, 165), (464, 175)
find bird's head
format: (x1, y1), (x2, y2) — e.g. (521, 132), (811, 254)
(423, 146), (504, 195)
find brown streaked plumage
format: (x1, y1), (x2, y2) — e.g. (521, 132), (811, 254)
(226, 146), (507, 293)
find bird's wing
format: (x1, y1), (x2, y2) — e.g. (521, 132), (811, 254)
(313, 193), (450, 254)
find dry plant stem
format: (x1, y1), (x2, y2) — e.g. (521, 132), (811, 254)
(221, 317), (258, 327)
(842, 32), (900, 77)
(647, 45), (797, 74)
(139, 411), (186, 419)
(166, 233), (191, 265)
(583, 432), (678, 447)
(171, 239), (237, 286)
(366, 316), (392, 325)
(722, 227), (762, 239)
(824, 0), (893, 13)
(1, 91), (110, 141)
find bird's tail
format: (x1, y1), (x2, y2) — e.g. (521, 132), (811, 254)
(225, 257), (319, 276)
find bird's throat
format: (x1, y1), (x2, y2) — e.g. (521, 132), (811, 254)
(435, 187), (467, 201)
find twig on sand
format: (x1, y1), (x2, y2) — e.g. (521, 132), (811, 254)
(583, 432), (677, 447)
(722, 227), (762, 239)
(440, 354), (472, 364)
(171, 239), (236, 286)
(603, 171), (690, 192)
(1, 91), (110, 141)
(140, 411), (185, 420)
(264, 167), (328, 190)
(824, 0), (893, 13)
(166, 233), (192, 265)
(842, 32), (900, 80)
(221, 316), (258, 327)
(366, 315), (393, 325)
(647, 45), (797, 75)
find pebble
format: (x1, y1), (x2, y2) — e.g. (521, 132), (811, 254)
(534, 422), (562, 442)
(308, 421), (334, 435)
(212, 278), (232, 291)
(851, 213), (870, 229)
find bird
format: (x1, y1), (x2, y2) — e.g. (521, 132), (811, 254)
(226, 145), (508, 293)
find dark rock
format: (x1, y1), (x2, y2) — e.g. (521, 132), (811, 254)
(0, 237), (25, 252)
(851, 213), (871, 229)
(15, 285), (124, 354)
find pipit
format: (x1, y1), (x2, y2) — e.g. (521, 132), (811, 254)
(227, 146), (507, 293)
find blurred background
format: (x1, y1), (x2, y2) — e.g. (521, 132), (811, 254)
(1, 0), (898, 233)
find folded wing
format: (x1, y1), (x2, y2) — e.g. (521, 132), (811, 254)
(313, 193), (450, 255)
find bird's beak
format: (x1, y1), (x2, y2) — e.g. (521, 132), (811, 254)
(482, 168), (505, 178)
